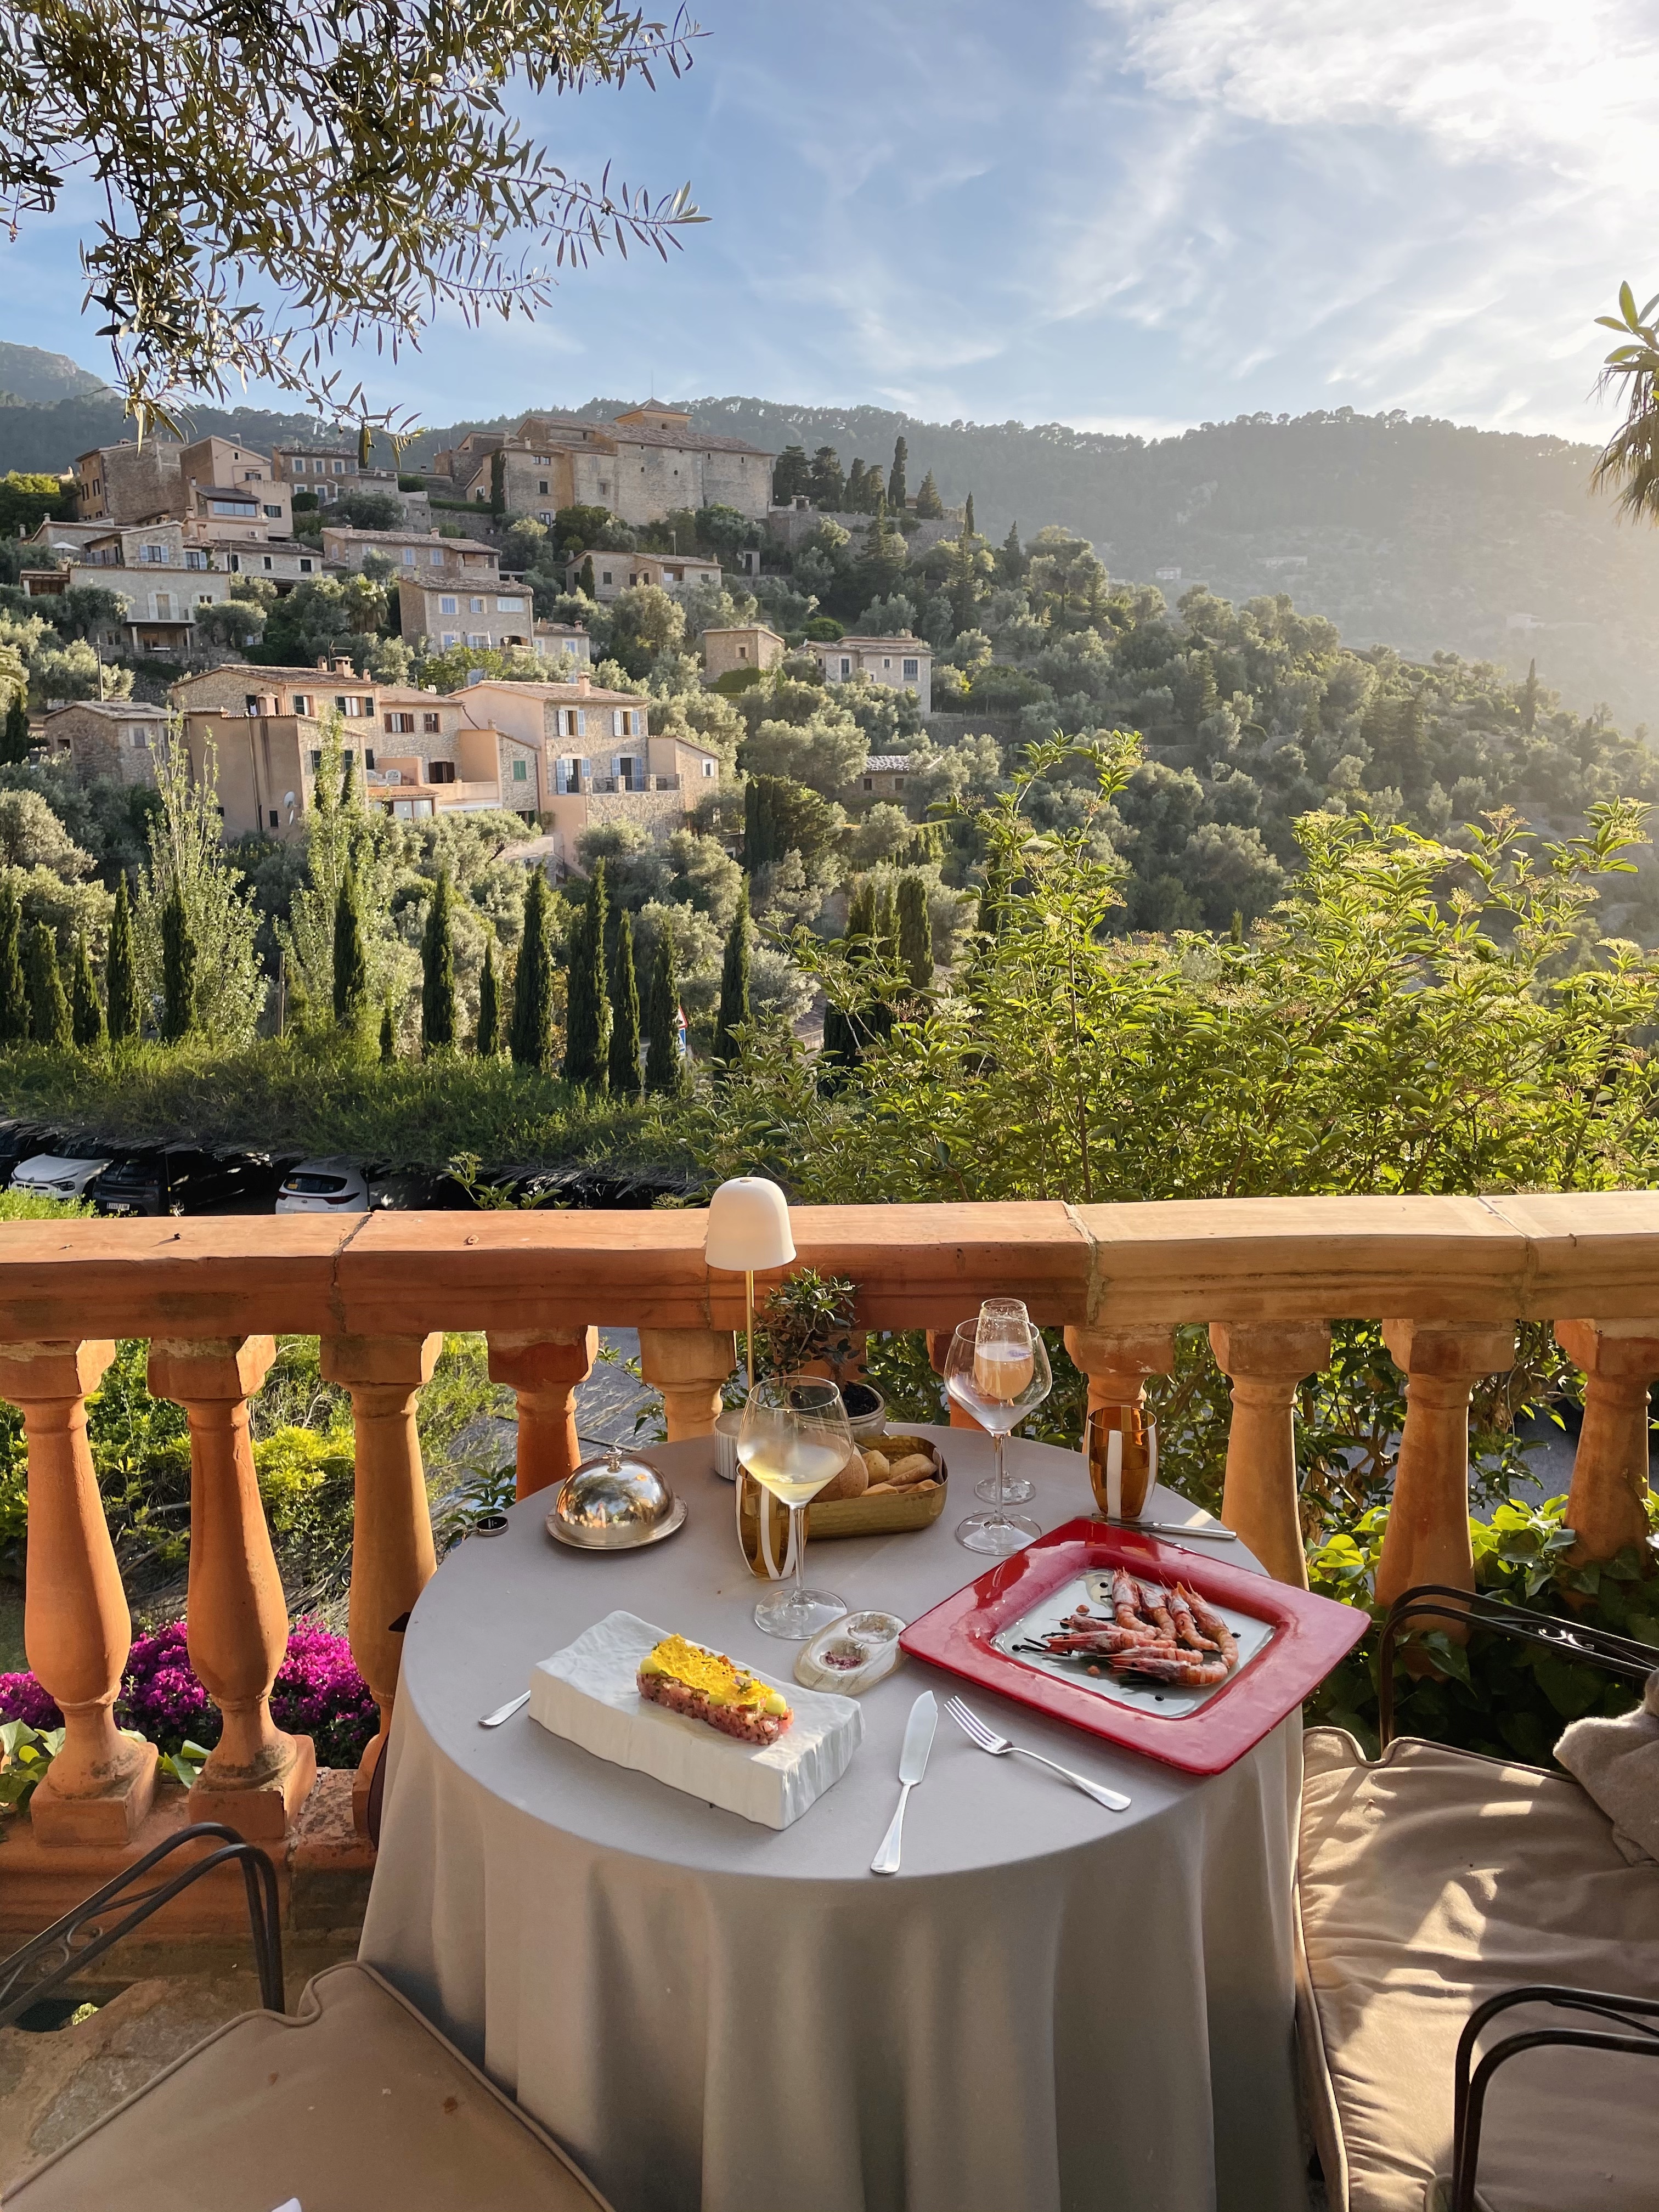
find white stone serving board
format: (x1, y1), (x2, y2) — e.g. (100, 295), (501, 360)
(528, 1609), (863, 1830)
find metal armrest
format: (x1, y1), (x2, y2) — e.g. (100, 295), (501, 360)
(0, 1823), (284, 2028)
(1378, 1583), (1656, 1749)
(1452, 1983), (1659, 2212)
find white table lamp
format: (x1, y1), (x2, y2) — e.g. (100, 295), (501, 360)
(705, 1177), (797, 1393)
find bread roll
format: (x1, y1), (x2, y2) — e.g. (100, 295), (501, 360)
(816, 1449), (869, 1503)
(887, 1453), (935, 1485)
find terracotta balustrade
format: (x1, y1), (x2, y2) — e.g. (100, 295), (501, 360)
(0, 1194), (1654, 1862)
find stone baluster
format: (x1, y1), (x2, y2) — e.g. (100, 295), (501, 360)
(321, 1333), (441, 1829)
(488, 1328), (599, 1499)
(1376, 1321), (1516, 1628)
(1063, 1325), (1178, 1518)
(1555, 1320), (1659, 1564)
(148, 1336), (315, 1839)
(1209, 1323), (1331, 1588)
(0, 1341), (158, 1844)
(637, 1329), (736, 1441)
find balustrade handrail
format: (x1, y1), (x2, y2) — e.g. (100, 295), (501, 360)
(3, 1191), (1655, 1857)
(0, 1191), (1657, 1339)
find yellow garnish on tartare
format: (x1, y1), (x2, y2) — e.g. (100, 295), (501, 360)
(637, 1634), (793, 1743)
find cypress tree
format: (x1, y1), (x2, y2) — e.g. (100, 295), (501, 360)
(1001, 520), (1023, 580)
(913, 469), (943, 520)
(713, 879), (751, 1071)
(160, 882), (196, 1042)
(25, 924), (70, 1049)
(608, 909), (642, 1099)
(1521, 658), (1539, 733)
(964, 492), (976, 538)
(511, 867), (556, 1073)
(579, 554), (595, 597)
(379, 994), (397, 1063)
(475, 938), (500, 1056)
(70, 932), (105, 1049)
(106, 875), (139, 1044)
(561, 863), (610, 1087)
(421, 870), (456, 1051)
(0, 879), (28, 1043)
(644, 928), (685, 1096)
(332, 867), (369, 1026)
(489, 448), (506, 517)
(888, 435), (908, 510)
(844, 459), (867, 512)
(1, 691), (30, 767)
(898, 872), (932, 990)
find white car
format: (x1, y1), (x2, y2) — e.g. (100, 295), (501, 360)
(10, 1153), (114, 1201)
(275, 1158), (371, 1214)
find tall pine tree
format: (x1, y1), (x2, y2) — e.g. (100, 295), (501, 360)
(160, 882), (196, 1042)
(888, 435), (908, 510)
(332, 867), (368, 1026)
(0, 879), (28, 1043)
(70, 932), (105, 1048)
(510, 867), (555, 1073)
(913, 469), (943, 520)
(644, 928), (685, 1096)
(421, 870), (456, 1051)
(1000, 520), (1024, 580)
(106, 874), (140, 1043)
(25, 924), (70, 1049)
(608, 909), (642, 1098)
(561, 861), (610, 1087)
(475, 938), (500, 1056)
(713, 879), (750, 1070)
(898, 872), (932, 990)
(1, 691), (29, 767)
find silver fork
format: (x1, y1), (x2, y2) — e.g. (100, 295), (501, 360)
(946, 1697), (1131, 1812)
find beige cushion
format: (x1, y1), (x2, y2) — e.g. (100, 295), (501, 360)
(2, 1961), (613, 2212)
(1297, 1728), (1659, 2212)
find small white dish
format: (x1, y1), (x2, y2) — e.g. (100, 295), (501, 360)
(795, 1610), (906, 1695)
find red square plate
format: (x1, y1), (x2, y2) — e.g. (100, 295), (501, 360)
(899, 1519), (1369, 1776)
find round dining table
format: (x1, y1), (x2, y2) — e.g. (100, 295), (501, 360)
(360, 1428), (1306, 2212)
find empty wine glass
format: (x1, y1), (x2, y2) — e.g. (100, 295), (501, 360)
(944, 1307), (1051, 1555)
(737, 1374), (851, 1639)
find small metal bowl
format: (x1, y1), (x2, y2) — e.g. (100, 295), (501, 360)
(546, 1440), (687, 1551)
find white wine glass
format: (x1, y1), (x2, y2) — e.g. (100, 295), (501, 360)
(737, 1374), (851, 1639)
(945, 1310), (1051, 1555)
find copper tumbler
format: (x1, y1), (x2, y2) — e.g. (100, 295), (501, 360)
(1085, 1403), (1158, 1521)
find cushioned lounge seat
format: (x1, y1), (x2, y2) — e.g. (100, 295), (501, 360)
(3, 1960), (613, 2212)
(1296, 1727), (1659, 2212)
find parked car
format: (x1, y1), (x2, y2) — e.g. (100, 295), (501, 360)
(0, 1120), (58, 1183)
(9, 1152), (116, 1202)
(275, 1158), (371, 1214)
(95, 1148), (286, 1217)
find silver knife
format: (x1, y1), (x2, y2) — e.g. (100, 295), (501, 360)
(870, 1690), (937, 1875)
(479, 1689), (531, 1728)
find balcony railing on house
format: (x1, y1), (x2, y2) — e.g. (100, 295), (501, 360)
(0, 1193), (1654, 1866)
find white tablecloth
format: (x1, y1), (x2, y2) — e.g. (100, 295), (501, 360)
(360, 1429), (1305, 2212)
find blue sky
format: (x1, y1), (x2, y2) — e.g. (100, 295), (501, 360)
(5, 0), (1656, 439)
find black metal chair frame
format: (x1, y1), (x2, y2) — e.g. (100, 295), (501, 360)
(0, 1822), (284, 2030)
(1376, 1581), (1656, 1749)
(1451, 1985), (1659, 2212)
(1365, 1582), (1659, 2210)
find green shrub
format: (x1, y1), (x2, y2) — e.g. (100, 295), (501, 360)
(1308, 1492), (1659, 1765)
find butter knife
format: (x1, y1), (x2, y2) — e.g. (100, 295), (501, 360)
(871, 1690), (936, 1875)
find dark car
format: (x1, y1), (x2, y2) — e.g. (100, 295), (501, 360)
(95, 1148), (284, 1217)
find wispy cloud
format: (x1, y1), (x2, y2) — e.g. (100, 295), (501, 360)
(2, 0), (1652, 438)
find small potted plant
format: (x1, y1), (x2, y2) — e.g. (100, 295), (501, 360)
(757, 1268), (886, 1436)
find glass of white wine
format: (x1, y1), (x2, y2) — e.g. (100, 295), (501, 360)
(945, 1304), (1051, 1555)
(737, 1374), (852, 1639)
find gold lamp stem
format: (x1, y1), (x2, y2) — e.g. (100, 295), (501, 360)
(745, 1268), (755, 1394)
